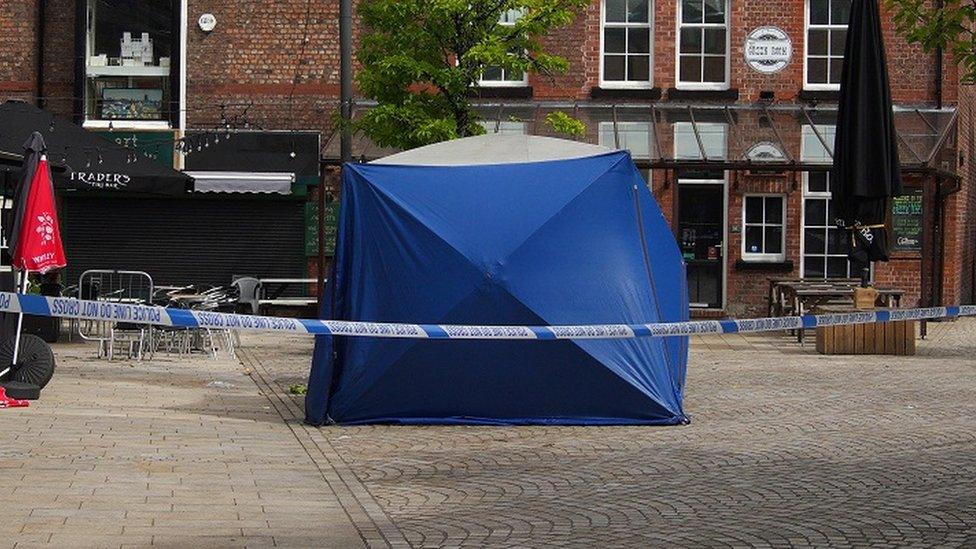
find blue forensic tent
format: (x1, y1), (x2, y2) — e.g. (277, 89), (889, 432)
(306, 135), (689, 425)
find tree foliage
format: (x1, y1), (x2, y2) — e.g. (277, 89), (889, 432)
(355, 0), (589, 150)
(886, 0), (976, 83)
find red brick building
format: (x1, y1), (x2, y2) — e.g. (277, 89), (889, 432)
(0, 0), (969, 317)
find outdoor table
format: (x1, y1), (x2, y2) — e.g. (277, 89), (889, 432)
(791, 287), (904, 344)
(169, 294), (209, 307)
(258, 278), (318, 300)
(768, 278), (861, 318)
(257, 278), (320, 317)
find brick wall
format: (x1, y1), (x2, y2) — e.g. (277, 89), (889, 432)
(2, 1), (956, 125)
(0, 0), (966, 315)
(0, 0), (40, 102)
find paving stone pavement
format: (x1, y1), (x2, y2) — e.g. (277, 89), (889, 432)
(0, 341), (366, 549)
(243, 320), (976, 548)
(2, 320), (975, 548)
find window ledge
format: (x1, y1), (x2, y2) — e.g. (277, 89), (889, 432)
(83, 120), (173, 130)
(667, 88), (739, 101)
(469, 86), (533, 99)
(735, 259), (794, 271)
(590, 87), (662, 100)
(798, 89), (840, 102)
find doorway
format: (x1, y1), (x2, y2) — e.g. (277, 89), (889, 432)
(678, 183), (726, 309)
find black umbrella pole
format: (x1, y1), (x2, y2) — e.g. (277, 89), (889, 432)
(861, 263), (871, 288)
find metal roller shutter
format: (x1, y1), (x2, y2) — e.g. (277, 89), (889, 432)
(61, 195), (306, 288)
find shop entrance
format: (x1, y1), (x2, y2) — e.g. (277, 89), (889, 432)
(677, 183), (725, 309)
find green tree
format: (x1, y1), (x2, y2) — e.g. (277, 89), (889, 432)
(355, 0), (589, 150)
(886, 0), (976, 82)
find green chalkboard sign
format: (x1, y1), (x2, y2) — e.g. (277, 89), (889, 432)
(95, 130), (175, 169)
(891, 188), (923, 253)
(305, 201), (339, 257)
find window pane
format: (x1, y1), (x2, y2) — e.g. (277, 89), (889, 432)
(628, 56), (650, 81)
(627, 0), (649, 23)
(605, 0), (626, 22)
(704, 28), (726, 54)
(808, 58), (828, 84)
(699, 124), (728, 158)
(804, 257), (826, 278)
(703, 56), (725, 82)
(482, 66), (503, 81)
(827, 228), (847, 254)
(830, 0), (851, 25)
(745, 197), (763, 223)
(745, 227), (764, 253)
(618, 123), (651, 158)
(809, 0), (829, 25)
(827, 257), (850, 278)
(704, 0), (725, 23)
(92, 0), (174, 65)
(604, 55), (626, 80)
(682, 0), (704, 24)
(628, 28), (650, 54)
(674, 124), (700, 159)
(680, 28), (703, 54)
(88, 0), (174, 121)
(765, 227), (783, 254)
(680, 55), (702, 83)
(805, 228), (825, 254)
(829, 58), (844, 83)
(605, 28), (626, 53)
(499, 9), (523, 24)
(505, 70), (525, 82)
(805, 199), (826, 226)
(808, 29), (829, 55)
(807, 172), (828, 193)
(830, 29), (847, 56)
(826, 200), (840, 224)
(765, 197), (783, 224)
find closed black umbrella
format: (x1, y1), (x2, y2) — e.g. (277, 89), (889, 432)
(831, 0), (902, 286)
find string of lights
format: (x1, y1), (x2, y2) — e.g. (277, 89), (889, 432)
(1, 95), (347, 168)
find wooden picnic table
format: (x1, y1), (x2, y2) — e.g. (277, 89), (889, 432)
(768, 279), (906, 345)
(767, 278), (861, 317)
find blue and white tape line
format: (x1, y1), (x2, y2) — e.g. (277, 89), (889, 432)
(0, 291), (973, 340)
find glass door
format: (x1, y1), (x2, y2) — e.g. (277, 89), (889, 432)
(678, 183), (725, 308)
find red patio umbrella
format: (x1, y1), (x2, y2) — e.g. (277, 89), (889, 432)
(1, 132), (65, 382)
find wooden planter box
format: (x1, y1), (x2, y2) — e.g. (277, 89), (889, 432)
(815, 320), (916, 356)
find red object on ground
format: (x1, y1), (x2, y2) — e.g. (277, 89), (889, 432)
(11, 157), (66, 273)
(0, 386), (29, 408)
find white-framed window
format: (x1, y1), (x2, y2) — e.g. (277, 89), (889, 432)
(805, 0), (849, 90)
(599, 121), (654, 185)
(598, 121), (653, 159)
(84, 0), (184, 128)
(742, 195), (786, 262)
(674, 121), (728, 161)
(479, 9), (529, 87)
(601, 0), (653, 88)
(800, 125), (852, 278)
(677, 0), (730, 89)
(479, 120), (528, 134)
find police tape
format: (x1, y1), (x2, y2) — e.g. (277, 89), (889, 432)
(0, 291), (973, 341)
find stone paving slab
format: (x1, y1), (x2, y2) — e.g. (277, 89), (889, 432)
(0, 342), (365, 548)
(2, 321), (976, 548)
(244, 321), (976, 548)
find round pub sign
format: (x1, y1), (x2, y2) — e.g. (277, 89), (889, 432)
(744, 27), (792, 74)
